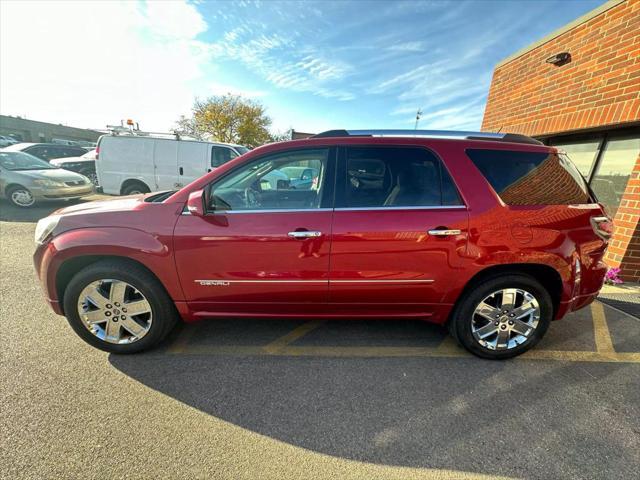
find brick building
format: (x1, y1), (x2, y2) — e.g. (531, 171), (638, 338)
(482, 0), (640, 281)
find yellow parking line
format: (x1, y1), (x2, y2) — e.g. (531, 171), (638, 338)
(168, 343), (640, 363)
(591, 302), (615, 354)
(434, 335), (465, 355)
(263, 320), (325, 354)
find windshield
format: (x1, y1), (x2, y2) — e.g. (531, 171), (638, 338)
(0, 151), (57, 171)
(235, 146), (250, 155)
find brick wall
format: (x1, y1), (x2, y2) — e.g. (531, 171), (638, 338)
(606, 155), (640, 281)
(482, 0), (640, 137)
(482, 0), (640, 282)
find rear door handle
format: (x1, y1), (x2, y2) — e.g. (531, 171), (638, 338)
(428, 229), (461, 236)
(288, 231), (322, 239)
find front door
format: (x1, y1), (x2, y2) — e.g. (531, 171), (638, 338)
(329, 145), (469, 318)
(173, 147), (335, 316)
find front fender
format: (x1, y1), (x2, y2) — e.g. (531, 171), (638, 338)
(34, 226), (183, 307)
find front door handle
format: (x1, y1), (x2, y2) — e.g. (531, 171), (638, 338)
(288, 231), (322, 239)
(428, 228), (461, 236)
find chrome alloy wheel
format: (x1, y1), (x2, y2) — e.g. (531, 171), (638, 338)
(11, 188), (35, 207)
(471, 288), (540, 351)
(77, 279), (152, 344)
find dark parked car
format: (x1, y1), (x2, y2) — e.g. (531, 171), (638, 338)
(50, 149), (98, 185)
(33, 129), (611, 358)
(1, 143), (88, 162)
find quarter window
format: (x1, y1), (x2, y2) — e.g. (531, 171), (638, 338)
(209, 149), (328, 211)
(340, 146), (462, 208)
(466, 149), (591, 205)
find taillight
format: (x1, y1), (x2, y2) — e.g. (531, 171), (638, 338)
(591, 216), (613, 241)
(95, 145), (99, 159)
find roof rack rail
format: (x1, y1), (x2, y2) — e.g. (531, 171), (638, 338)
(312, 129), (543, 145)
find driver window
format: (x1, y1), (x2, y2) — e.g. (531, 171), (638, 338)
(208, 149), (328, 211)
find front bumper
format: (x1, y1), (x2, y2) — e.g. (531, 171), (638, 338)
(31, 184), (94, 200)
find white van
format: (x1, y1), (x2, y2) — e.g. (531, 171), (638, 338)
(96, 134), (249, 195)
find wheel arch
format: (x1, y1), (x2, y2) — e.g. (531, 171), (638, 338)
(55, 255), (169, 315)
(4, 183), (30, 196)
(452, 263), (564, 320)
(120, 179), (150, 195)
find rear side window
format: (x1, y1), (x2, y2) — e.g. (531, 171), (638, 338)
(466, 149), (591, 205)
(340, 146), (463, 208)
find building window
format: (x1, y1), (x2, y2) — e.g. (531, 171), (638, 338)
(590, 136), (640, 217)
(549, 139), (600, 177)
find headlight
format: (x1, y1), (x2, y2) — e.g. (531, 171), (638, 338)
(35, 215), (61, 244)
(33, 179), (65, 188)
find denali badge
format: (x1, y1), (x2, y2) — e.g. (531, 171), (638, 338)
(196, 280), (230, 286)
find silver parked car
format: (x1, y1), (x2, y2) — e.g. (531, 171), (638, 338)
(0, 151), (94, 208)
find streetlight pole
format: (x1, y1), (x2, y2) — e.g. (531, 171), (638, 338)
(414, 108), (423, 130)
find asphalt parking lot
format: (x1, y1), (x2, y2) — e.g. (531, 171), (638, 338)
(1, 197), (639, 480)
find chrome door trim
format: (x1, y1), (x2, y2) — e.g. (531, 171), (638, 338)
(195, 279), (328, 285)
(330, 279), (435, 284)
(195, 279), (434, 285)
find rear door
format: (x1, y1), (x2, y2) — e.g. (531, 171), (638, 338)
(329, 145), (469, 317)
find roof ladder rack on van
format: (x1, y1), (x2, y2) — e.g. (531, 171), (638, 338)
(311, 129), (543, 145)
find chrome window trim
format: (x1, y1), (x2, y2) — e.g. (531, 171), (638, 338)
(185, 206), (465, 215)
(333, 205), (466, 212)
(210, 208), (333, 214)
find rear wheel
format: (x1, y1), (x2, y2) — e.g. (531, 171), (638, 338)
(63, 260), (179, 353)
(7, 186), (35, 207)
(121, 181), (150, 196)
(449, 274), (552, 359)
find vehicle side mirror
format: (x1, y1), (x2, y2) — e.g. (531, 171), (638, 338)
(187, 189), (205, 217)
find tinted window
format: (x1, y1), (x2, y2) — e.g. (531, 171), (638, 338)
(211, 147), (238, 167)
(467, 149), (591, 205)
(209, 149), (328, 211)
(340, 146), (462, 208)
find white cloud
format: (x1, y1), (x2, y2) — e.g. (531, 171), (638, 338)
(0, 0), (210, 132)
(207, 29), (355, 102)
(208, 82), (267, 98)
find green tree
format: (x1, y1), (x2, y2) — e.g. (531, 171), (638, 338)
(174, 95), (273, 147)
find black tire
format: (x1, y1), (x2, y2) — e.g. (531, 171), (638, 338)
(6, 185), (36, 208)
(63, 259), (179, 353)
(449, 274), (552, 360)
(121, 181), (150, 196)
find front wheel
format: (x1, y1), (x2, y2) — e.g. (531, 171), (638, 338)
(63, 260), (179, 353)
(449, 275), (552, 359)
(7, 186), (35, 207)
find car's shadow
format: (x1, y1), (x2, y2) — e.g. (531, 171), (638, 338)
(108, 318), (634, 479)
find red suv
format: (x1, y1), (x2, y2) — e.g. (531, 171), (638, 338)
(33, 130), (612, 359)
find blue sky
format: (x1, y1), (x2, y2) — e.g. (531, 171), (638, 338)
(1, 0), (604, 135)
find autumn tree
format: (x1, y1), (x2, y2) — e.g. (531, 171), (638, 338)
(174, 95), (273, 148)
